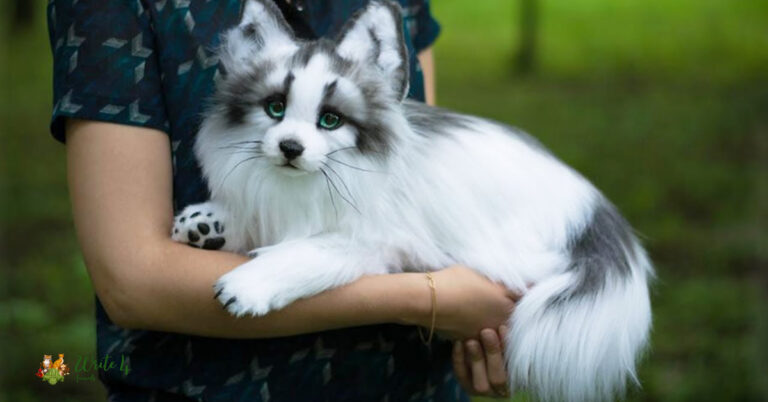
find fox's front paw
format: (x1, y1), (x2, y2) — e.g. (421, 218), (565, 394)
(172, 202), (227, 250)
(213, 249), (305, 317)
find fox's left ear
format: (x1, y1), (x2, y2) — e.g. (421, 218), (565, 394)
(220, 0), (297, 74)
(336, 1), (409, 101)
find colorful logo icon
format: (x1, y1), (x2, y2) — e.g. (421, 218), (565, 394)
(36, 354), (70, 385)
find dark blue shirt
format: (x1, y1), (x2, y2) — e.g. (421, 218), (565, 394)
(48, 1), (467, 401)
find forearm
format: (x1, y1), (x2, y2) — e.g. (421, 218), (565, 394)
(123, 240), (430, 338)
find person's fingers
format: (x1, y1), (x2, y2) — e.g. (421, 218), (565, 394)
(506, 290), (522, 302)
(452, 340), (474, 393)
(506, 283), (534, 302)
(465, 339), (492, 395)
(499, 325), (512, 397)
(499, 324), (509, 349)
(481, 328), (510, 397)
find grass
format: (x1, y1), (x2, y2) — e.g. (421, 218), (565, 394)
(1, 0), (766, 401)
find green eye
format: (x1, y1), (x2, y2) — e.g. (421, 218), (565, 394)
(265, 100), (285, 119)
(318, 112), (342, 130)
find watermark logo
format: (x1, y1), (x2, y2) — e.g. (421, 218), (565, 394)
(35, 353), (131, 385)
(36, 354), (70, 385)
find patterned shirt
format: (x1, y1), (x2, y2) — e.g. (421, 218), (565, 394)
(48, 0), (467, 401)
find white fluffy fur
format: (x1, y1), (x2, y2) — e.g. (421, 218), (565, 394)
(335, 1), (408, 99)
(220, 0), (298, 75)
(178, 1), (653, 401)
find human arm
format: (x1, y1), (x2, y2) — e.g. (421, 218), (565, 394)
(417, 47), (436, 105)
(65, 119), (515, 338)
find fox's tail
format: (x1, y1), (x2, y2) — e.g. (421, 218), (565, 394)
(506, 203), (653, 402)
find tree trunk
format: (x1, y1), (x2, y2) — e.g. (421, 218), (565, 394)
(514, 0), (538, 75)
(12, 0), (35, 32)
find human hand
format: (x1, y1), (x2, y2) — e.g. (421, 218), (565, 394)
(453, 326), (511, 398)
(428, 266), (518, 339)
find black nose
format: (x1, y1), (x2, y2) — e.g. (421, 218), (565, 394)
(279, 139), (304, 160)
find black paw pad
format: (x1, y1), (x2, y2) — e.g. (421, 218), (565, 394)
(202, 237), (226, 250)
(188, 231), (200, 242)
(190, 211), (201, 218)
(197, 223), (210, 235)
(213, 221), (224, 234)
(214, 288), (224, 299)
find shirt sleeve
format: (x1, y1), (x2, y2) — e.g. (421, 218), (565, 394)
(47, 0), (169, 143)
(401, 0), (441, 52)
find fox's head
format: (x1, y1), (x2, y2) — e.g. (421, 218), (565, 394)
(197, 0), (408, 193)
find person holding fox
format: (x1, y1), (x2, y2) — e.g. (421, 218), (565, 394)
(48, 0), (516, 400)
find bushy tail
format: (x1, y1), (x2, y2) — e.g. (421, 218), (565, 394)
(506, 245), (652, 402)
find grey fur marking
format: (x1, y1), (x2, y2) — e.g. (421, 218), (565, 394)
(404, 100), (476, 133)
(290, 41), (322, 67)
(353, 82), (395, 156)
(367, 27), (382, 62)
(385, 1), (410, 100)
(334, 1), (371, 43)
(404, 100), (551, 152)
(241, 23), (264, 49)
(218, 61), (274, 127)
(548, 198), (636, 307)
(283, 72), (295, 95)
(290, 39), (352, 76)
(322, 80), (338, 105)
(329, 53), (353, 76)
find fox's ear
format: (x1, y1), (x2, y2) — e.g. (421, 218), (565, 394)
(336, 1), (409, 101)
(220, 0), (297, 74)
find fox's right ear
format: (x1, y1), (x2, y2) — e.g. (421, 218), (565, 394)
(220, 0), (297, 74)
(335, 1), (409, 101)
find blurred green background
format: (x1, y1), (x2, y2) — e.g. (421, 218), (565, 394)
(1, 0), (766, 401)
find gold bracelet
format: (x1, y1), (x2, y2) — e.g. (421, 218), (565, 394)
(418, 272), (437, 345)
